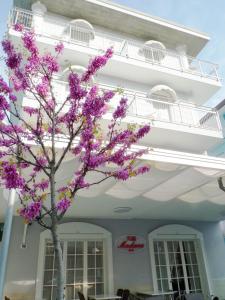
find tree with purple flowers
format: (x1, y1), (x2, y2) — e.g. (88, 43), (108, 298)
(0, 24), (150, 300)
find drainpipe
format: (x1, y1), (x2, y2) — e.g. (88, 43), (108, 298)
(0, 189), (16, 299)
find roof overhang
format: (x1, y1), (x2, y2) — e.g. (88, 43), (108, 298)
(27, 0), (210, 56)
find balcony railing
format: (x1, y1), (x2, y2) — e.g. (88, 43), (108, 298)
(9, 8), (220, 82)
(33, 79), (221, 133)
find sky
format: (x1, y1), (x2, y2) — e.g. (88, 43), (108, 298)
(0, 0), (225, 106)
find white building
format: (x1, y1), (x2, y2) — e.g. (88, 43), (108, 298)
(2, 0), (225, 299)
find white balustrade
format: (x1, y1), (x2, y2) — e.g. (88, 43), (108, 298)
(10, 8), (220, 82)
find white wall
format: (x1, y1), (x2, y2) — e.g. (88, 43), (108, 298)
(4, 217), (225, 299)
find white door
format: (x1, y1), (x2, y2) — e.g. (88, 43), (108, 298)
(42, 239), (105, 300)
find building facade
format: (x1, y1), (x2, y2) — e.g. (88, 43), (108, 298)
(2, 0), (225, 299)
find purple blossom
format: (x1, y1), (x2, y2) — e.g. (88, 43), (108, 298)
(2, 163), (25, 189)
(14, 23), (24, 32)
(35, 179), (49, 191)
(113, 98), (128, 119)
(69, 73), (87, 100)
(0, 95), (10, 110)
(22, 30), (38, 55)
(82, 48), (113, 82)
(136, 125), (151, 139)
(114, 169), (130, 181)
(55, 42), (64, 54)
(42, 54), (59, 73)
(2, 40), (14, 55)
(56, 198), (71, 212)
(23, 106), (39, 116)
(19, 201), (42, 222)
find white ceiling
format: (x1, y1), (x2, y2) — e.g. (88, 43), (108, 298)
(1, 157), (225, 222)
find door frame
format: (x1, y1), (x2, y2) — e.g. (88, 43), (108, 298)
(35, 222), (114, 300)
(148, 224), (212, 298)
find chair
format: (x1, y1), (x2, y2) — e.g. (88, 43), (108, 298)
(78, 291), (86, 300)
(122, 289), (130, 300)
(117, 289), (124, 297)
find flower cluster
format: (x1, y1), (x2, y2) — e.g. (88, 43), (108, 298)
(56, 198), (71, 212)
(82, 48), (113, 82)
(19, 201), (42, 222)
(1, 163), (25, 189)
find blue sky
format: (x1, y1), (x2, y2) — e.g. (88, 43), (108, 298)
(1, 0), (225, 106)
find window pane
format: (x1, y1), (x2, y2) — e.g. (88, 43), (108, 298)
(155, 253), (159, 265)
(169, 253), (175, 265)
(43, 286), (52, 300)
(160, 266), (167, 278)
(45, 242), (54, 255)
(96, 241), (103, 254)
(192, 265), (199, 276)
(182, 241), (189, 252)
(96, 283), (104, 295)
(88, 241), (96, 254)
(173, 242), (180, 253)
(157, 280), (162, 291)
(88, 255), (95, 268)
(68, 242), (76, 255)
(189, 241), (195, 252)
(66, 285), (74, 300)
(191, 253), (197, 264)
(76, 241), (84, 254)
(170, 266), (177, 278)
(88, 269), (95, 282)
(177, 265), (184, 277)
(162, 279), (169, 292)
(195, 277), (201, 290)
(175, 253), (182, 264)
(67, 255), (75, 269)
(96, 268), (104, 282)
(67, 270), (74, 284)
(45, 256), (54, 270)
(188, 277), (195, 291)
(156, 266), (160, 278)
(44, 270), (53, 285)
(167, 241), (173, 252)
(87, 283), (95, 296)
(159, 253), (166, 265)
(75, 269), (83, 283)
(184, 252), (191, 264)
(158, 241), (164, 252)
(96, 255), (103, 268)
(186, 265), (193, 277)
(76, 255), (83, 268)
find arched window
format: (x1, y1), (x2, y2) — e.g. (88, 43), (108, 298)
(35, 222), (114, 300)
(140, 40), (166, 62)
(148, 224), (210, 299)
(68, 19), (95, 45)
(148, 85), (177, 122)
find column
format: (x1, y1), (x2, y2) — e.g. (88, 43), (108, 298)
(176, 44), (189, 70)
(0, 189), (16, 300)
(31, 1), (47, 34)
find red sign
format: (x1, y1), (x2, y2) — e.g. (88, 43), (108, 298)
(116, 235), (145, 253)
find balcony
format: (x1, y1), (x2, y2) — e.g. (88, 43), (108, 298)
(9, 8), (221, 104)
(21, 78), (223, 152)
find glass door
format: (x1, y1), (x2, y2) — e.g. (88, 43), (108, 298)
(153, 240), (202, 296)
(42, 239), (105, 300)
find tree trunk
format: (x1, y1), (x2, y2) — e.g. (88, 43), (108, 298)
(50, 170), (64, 300)
(51, 220), (64, 300)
